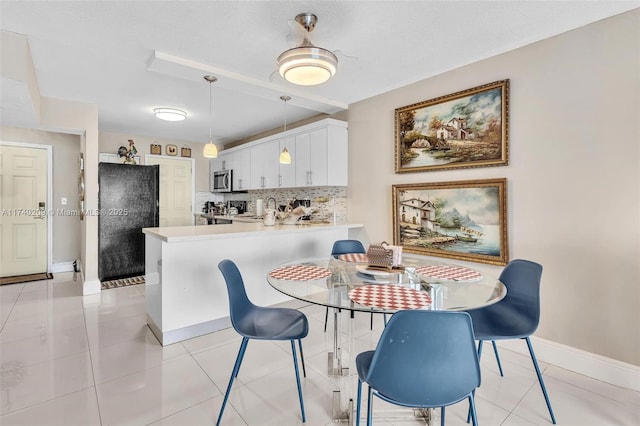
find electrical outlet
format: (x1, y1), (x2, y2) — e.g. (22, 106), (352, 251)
(61, 197), (67, 205)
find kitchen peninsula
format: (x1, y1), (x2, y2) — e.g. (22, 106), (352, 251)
(143, 221), (365, 345)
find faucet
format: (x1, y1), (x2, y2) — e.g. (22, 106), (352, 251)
(266, 197), (276, 210)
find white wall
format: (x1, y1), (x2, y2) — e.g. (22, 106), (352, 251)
(347, 10), (639, 366)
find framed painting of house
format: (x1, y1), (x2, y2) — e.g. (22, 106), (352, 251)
(395, 79), (509, 173)
(392, 178), (508, 265)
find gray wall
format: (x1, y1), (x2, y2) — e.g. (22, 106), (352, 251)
(1, 126), (81, 264)
(346, 10), (639, 366)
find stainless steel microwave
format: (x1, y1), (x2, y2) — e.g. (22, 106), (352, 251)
(211, 169), (233, 193)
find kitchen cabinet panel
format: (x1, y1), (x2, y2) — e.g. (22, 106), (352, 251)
(231, 148), (251, 191)
(250, 139), (279, 189)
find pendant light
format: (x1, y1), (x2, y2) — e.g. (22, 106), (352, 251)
(279, 95), (292, 164)
(202, 75), (218, 158)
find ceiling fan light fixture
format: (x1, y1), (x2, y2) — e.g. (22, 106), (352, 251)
(153, 107), (187, 121)
(277, 46), (337, 86)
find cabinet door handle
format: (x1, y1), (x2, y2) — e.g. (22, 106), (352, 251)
(279, 175), (282, 187)
(309, 170), (313, 185)
(239, 178), (243, 189)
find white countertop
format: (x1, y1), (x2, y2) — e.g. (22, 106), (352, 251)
(143, 221), (364, 243)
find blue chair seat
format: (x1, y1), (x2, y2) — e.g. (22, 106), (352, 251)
(233, 306), (308, 340)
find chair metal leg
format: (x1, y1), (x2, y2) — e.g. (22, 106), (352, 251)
(477, 340), (484, 359)
(383, 313), (388, 327)
(492, 340), (504, 376)
(324, 307), (329, 332)
(468, 394), (478, 426)
(216, 337), (249, 426)
(356, 378), (363, 426)
(370, 311), (374, 330)
(297, 338), (307, 378)
(525, 337), (556, 424)
(366, 385), (373, 426)
(440, 406), (445, 426)
(290, 340), (306, 423)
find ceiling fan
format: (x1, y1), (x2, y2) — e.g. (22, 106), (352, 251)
(275, 13), (339, 86)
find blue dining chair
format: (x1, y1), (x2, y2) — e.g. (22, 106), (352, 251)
(355, 310), (481, 426)
(466, 259), (556, 424)
(324, 240), (368, 332)
(216, 259), (309, 425)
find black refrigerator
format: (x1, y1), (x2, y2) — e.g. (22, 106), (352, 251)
(98, 163), (159, 281)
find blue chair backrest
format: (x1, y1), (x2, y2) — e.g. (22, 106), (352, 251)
(498, 259), (543, 334)
(218, 259), (256, 333)
(365, 310), (480, 407)
(331, 240), (366, 257)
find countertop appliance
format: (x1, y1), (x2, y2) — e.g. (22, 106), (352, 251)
(211, 169), (232, 193)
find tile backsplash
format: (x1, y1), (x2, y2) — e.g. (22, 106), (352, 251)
(196, 187), (347, 220)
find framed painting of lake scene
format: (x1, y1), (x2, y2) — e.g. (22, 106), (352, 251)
(392, 178), (508, 265)
(395, 80), (509, 173)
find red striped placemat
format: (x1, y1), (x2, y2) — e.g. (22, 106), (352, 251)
(415, 265), (482, 282)
(269, 265), (332, 281)
(337, 253), (368, 263)
(348, 285), (432, 310)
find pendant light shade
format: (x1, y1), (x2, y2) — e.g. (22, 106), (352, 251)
(202, 75), (218, 159)
(279, 95), (292, 164)
(277, 13), (337, 86)
(279, 147), (291, 164)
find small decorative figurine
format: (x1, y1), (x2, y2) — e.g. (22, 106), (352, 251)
(117, 139), (138, 164)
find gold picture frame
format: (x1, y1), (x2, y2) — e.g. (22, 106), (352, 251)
(392, 178), (508, 265)
(150, 144), (161, 155)
(395, 79), (509, 173)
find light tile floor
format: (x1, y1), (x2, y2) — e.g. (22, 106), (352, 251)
(1, 272), (639, 425)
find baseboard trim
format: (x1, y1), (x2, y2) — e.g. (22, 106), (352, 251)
(50, 261), (75, 273)
(82, 273), (101, 295)
(496, 337), (640, 391)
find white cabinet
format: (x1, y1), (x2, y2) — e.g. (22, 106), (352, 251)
(295, 124), (347, 187)
(278, 136), (296, 188)
(250, 139), (279, 189)
(212, 119), (347, 192)
(231, 149), (250, 191)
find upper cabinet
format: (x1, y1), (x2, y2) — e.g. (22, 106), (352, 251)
(210, 118), (348, 191)
(231, 148), (251, 191)
(250, 139), (280, 189)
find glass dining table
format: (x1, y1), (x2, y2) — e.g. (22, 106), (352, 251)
(266, 253), (506, 425)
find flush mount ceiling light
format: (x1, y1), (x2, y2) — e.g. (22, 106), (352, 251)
(279, 95), (292, 164)
(153, 107), (187, 121)
(277, 13), (338, 86)
(202, 75), (218, 158)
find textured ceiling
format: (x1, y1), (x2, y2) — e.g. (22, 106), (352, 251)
(1, 1), (638, 146)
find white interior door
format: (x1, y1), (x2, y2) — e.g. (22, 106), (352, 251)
(0, 145), (48, 277)
(145, 156), (194, 227)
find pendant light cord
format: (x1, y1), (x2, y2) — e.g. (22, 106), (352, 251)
(280, 95), (291, 132)
(209, 80), (213, 142)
